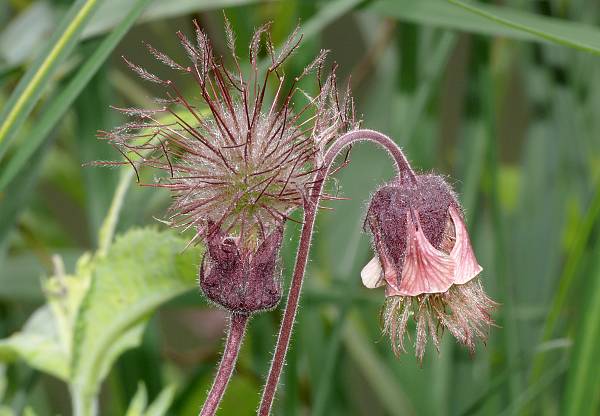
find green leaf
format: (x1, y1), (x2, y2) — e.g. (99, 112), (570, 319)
(530, 183), (600, 386)
(343, 316), (416, 416)
(126, 383), (148, 416)
(0, 255), (93, 380)
(125, 383), (176, 416)
(449, 0), (600, 55)
(0, 0), (102, 158)
(370, 0), (600, 55)
(69, 228), (200, 410)
(22, 408), (38, 416)
(145, 385), (177, 416)
(0, 363), (6, 400)
(0, 306), (70, 380)
(563, 255), (600, 416)
(83, 0), (266, 39)
(0, 2), (57, 67)
(300, 0), (365, 41)
(0, 227), (200, 415)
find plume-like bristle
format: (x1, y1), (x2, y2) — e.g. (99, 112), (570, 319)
(383, 279), (496, 362)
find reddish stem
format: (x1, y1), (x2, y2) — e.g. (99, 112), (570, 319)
(200, 312), (249, 416)
(258, 129), (414, 415)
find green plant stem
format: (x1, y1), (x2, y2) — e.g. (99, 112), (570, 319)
(97, 169), (133, 257)
(71, 386), (98, 416)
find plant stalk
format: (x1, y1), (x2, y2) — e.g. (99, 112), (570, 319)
(70, 386), (98, 416)
(200, 312), (249, 416)
(258, 129), (413, 415)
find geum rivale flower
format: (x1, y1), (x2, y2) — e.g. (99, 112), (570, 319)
(361, 173), (496, 361)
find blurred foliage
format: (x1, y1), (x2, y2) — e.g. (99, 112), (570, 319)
(1, 0), (600, 415)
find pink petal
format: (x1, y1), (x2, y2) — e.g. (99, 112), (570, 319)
(388, 212), (456, 296)
(449, 205), (483, 284)
(380, 253), (399, 292)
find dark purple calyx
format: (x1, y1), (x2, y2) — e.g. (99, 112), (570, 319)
(366, 174), (458, 283)
(199, 227), (283, 314)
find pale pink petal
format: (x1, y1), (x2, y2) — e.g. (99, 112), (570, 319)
(361, 256), (385, 288)
(449, 205), (483, 284)
(389, 212), (456, 296)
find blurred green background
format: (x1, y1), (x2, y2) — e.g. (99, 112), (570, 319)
(1, 0), (600, 415)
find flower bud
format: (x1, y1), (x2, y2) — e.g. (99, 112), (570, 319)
(199, 226), (283, 314)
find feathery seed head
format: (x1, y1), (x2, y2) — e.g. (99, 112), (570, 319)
(98, 18), (357, 253)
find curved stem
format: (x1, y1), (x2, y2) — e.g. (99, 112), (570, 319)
(200, 312), (249, 416)
(258, 129), (413, 415)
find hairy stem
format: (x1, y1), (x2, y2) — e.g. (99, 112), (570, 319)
(258, 129), (413, 415)
(200, 312), (249, 416)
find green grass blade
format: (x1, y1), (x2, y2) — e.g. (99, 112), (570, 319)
(145, 384), (176, 416)
(370, 0), (600, 55)
(449, 0), (600, 55)
(563, 254), (600, 416)
(75, 69), (119, 245)
(0, 0), (101, 159)
(478, 65), (522, 404)
(498, 359), (567, 416)
(82, 0), (265, 38)
(0, 134), (55, 248)
(399, 31), (455, 145)
(530, 183), (600, 385)
(311, 305), (349, 416)
(301, 0), (366, 40)
(0, 0), (153, 193)
(344, 316), (416, 416)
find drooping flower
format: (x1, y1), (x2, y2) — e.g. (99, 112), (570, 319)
(96, 19), (357, 313)
(361, 174), (496, 361)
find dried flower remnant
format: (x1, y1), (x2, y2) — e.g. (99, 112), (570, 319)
(361, 174), (496, 361)
(96, 19), (356, 313)
(200, 223), (284, 314)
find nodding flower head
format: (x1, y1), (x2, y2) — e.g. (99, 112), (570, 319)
(361, 173), (496, 361)
(96, 19), (357, 311)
